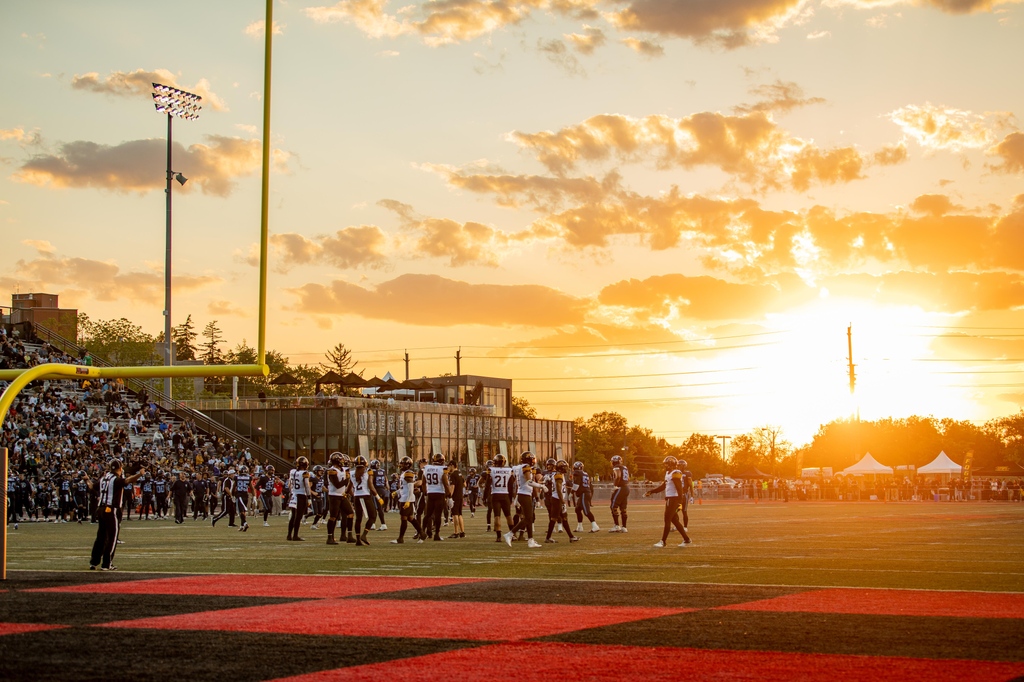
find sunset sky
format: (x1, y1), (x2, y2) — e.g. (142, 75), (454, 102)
(2, 0), (1024, 445)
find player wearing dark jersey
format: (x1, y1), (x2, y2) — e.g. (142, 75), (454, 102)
(544, 460), (578, 543)
(370, 459), (388, 530)
(609, 455), (630, 533)
(171, 472), (191, 524)
(191, 473), (207, 520)
(258, 466), (276, 526)
(306, 467), (326, 530)
(90, 459), (145, 571)
(644, 456), (691, 547)
(211, 471), (237, 527)
(325, 453), (354, 545)
(74, 472), (90, 523)
(465, 468), (479, 518)
(447, 461), (465, 539)
(234, 465), (253, 532)
(481, 460), (494, 531)
(139, 475), (156, 520)
(571, 460), (600, 533)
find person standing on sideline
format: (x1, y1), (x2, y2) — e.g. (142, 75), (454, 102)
(170, 472), (191, 524)
(609, 454), (630, 533)
(644, 456), (691, 548)
(90, 459), (145, 571)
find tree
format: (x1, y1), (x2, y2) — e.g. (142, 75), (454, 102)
(755, 425), (791, 475)
(678, 433), (726, 479)
(77, 314), (160, 366)
(320, 342), (359, 376)
(172, 314), (198, 361)
(225, 341), (291, 396)
(200, 320), (225, 366)
(511, 396), (537, 419)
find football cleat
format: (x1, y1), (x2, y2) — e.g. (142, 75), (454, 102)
(609, 525), (620, 533)
(678, 541), (690, 547)
(620, 527), (628, 533)
(503, 531), (513, 547)
(591, 522), (601, 533)
(575, 523), (584, 532)
(390, 539), (403, 544)
(570, 536), (580, 543)
(654, 541), (665, 548)
(526, 538), (542, 548)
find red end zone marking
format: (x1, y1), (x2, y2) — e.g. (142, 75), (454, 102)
(0, 623), (68, 637)
(718, 588), (1024, 619)
(28, 575), (483, 599)
(97, 599), (687, 640)
(270, 642), (1024, 682)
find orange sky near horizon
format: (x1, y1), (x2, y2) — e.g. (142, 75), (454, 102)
(2, 0), (1023, 445)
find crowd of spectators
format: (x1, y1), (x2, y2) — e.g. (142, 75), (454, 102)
(2, 327), (282, 525)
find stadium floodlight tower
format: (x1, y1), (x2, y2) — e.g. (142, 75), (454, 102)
(152, 82), (202, 400)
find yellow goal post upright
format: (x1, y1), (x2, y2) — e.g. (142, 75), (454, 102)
(0, 0), (278, 581)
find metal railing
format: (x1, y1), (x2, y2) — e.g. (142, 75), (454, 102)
(25, 322), (291, 471)
(183, 395), (498, 416)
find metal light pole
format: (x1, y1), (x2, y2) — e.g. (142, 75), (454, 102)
(152, 83), (201, 399)
(716, 435), (731, 464)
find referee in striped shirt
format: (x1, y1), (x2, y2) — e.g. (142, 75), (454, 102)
(90, 459), (145, 571)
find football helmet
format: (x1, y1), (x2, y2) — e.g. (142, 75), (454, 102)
(556, 460), (569, 473)
(678, 459), (687, 469)
(432, 452), (445, 465)
(312, 465), (324, 475)
(485, 459), (494, 468)
(329, 452), (344, 467)
(355, 455), (368, 468)
(520, 452), (536, 466)
(545, 458), (557, 470)
(572, 460), (584, 471)
(492, 454), (506, 467)
(663, 456), (678, 468)
(611, 455), (622, 466)
(296, 456), (309, 470)
(370, 458), (380, 469)
(469, 468), (477, 475)
(399, 456), (414, 471)
(266, 465), (275, 474)
(238, 465), (249, 475)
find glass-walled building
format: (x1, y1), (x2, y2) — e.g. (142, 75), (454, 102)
(203, 395), (573, 470)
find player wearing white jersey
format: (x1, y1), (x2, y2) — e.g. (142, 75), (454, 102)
(325, 453), (354, 545)
(420, 453), (451, 541)
(505, 452), (546, 548)
(390, 457), (425, 544)
(488, 454), (514, 543)
(644, 456), (691, 547)
(351, 455), (383, 546)
(286, 457), (311, 541)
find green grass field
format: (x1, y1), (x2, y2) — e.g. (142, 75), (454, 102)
(8, 500), (1024, 591)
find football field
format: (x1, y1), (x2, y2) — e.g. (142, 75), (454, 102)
(3, 500), (1024, 680)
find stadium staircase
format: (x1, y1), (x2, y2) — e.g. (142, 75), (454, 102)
(24, 322), (291, 472)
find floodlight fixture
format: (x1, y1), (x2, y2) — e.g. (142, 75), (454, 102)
(152, 82), (202, 399)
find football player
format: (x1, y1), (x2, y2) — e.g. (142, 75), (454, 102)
(258, 465), (275, 526)
(211, 470), (237, 527)
(487, 455), (513, 542)
(644, 456), (691, 547)
(505, 452), (546, 548)
(390, 456), (425, 544)
(234, 465), (254, 532)
(420, 453), (450, 541)
(544, 460), (578, 544)
(480, 460), (494, 531)
(307, 465), (326, 530)
(351, 455), (384, 546)
(286, 457), (311, 541)
(465, 467), (479, 518)
(370, 459), (388, 530)
(325, 452), (354, 545)
(571, 460), (600, 533)
(609, 454), (630, 533)
(447, 460), (465, 539)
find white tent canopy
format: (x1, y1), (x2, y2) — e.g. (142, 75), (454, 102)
(917, 451), (963, 475)
(840, 452), (894, 476)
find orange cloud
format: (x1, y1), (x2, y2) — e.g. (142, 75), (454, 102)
(269, 227), (389, 272)
(598, 274), (789, 321)
(380, 200), (508, 266)
(304, 0), (600, 46)
(608, 0), (810, 49)
(7, 247), (219, 305)
(13, 135), (279, 196)
(71, 69), (228, 112)
(508, 111), (872, 191)
(565, 25), (607, 54)
(288, 274), (589, 327)
(888, 103), (1014, 152)
(829, 0), (1021, 14)
(734, 80), (826, 116)
(619, 36), (665, 56)
(987, 132), (1024, 174)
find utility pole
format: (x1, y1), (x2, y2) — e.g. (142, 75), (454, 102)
(715, 435), (731, 464)
(404, 350), (409, 382)
(847, 324), (859, 421)
(455, 347), (461, 376)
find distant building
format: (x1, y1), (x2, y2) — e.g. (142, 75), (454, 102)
(8, 293), (78, 341)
